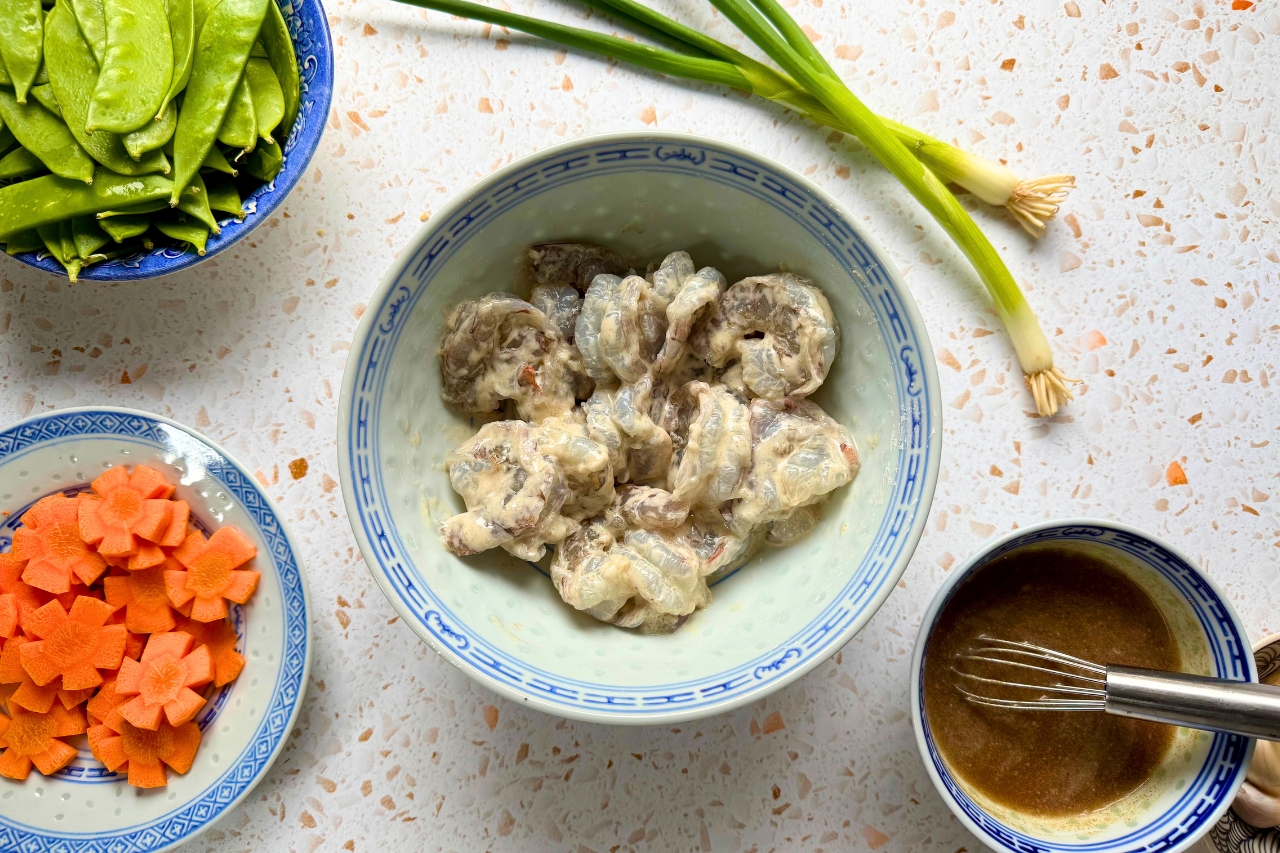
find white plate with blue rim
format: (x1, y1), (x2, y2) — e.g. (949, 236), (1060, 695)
(338, 131), (942, 724)
(0, 407), (311, 852)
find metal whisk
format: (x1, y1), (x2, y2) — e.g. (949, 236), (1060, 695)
(953, 636), (1280, 741)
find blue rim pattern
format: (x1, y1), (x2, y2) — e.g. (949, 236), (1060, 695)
(0, 410), (310, 853)
(343, 136), (939, 719)
(7, 0), (333, 281)
(917, 524), (1253, 853)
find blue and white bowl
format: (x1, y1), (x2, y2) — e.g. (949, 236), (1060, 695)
(911, 520), (1254, 853)
(338, 132), (942, 724)
(0, 408), (311, 852)
(5, 0), (333, 281)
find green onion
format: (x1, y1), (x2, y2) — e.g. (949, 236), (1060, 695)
(389, 0), (1075, 415)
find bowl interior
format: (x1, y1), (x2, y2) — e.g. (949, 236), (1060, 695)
(344, 135), (939, 720)
(915, 524), (1254, 852)
(0, 411), (308, 851)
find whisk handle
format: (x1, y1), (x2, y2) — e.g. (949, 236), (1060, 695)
(1106, 666), (1280, 741)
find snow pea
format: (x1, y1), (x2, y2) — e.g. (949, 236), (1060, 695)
(0, 145), (43, 178)
(44, 2), (170, 175)
(204, 175), (242, 216)
(170, 0), (267, 202)
(97, 200), (167, 217)
(72, 215), (109, 258)
(0, 89), (94, 183)
(38, 221), (84, 280)
(201, 144), (236, 175)
(66, 0), (107, 65)
(29, 83), (61, 117)
(124, 100), (176, 159)
(243, 134), (280, 182)
(59, 219), (77, 261)
(0, 119), (14, 154)
(218, 73), (256, 152)
(257, 0), (298, 141)
(0, 0), (44, 103)
(0, 169), (172, 239)
(0, 51), (48, 88)
(244, 57), (283, 143)
(153, 213), (207, 254)
(86, 0), (173, 134)
(160, 0), (194, 114)
(4, 229), (44, 254)
(99, 212), (149, 242)
(176, 171), (219, 233)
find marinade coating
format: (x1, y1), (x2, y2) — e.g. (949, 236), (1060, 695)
(610, 374), (672, 485)
(667, 381), (752, 508)
(647, 252), (726, 373)
(530, 284), (581, 343)
(528, 242), (629, 291)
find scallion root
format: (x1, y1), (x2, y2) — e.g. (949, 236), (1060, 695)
(1027, 366), (1078, 417)
(1006, 175), (1076, 238)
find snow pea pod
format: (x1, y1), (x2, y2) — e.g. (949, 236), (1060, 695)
(0, 120), (15, 154)
(0, 0), (44, 103)
(205, 176), (242, 216)
(86, 0), (173, 134)
(72, 215), (109, 258)
(124, 100), (176, 159)
(154, 213), (207, 254)
(38, 221), (84, 280)
(0, 53), (48, 88)
(243, 135), (280, 182)
(176, 171), (219, 233)
(201, 144), (236, 175)
(218, 73), (256, 152)
(59, 219), (78, 261)
(0, 169), (172, 239)
(45, 2), (170, 176)
(257, 0), (298, 141)
(99, 212), (149, 242)
(29, 83), (61, 117)
(171, 0), (267, 203)
(0, 145), (43, 178)
(66, 0), (106, 64)
(4, 229), (44, 254)
(0, 90), (95, 183)
(159, 0), (194, 114)
(244, 57), (283, 143)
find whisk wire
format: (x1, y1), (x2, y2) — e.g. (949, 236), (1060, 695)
(953, 636), (1109, 712)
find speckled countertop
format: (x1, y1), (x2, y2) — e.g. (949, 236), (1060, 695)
(2, 0), (1277, 850)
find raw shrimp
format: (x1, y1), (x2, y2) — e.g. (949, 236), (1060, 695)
(694, 273), (838, 400)
(576, 274), (667, 384)
(528, 242), (629, 291)
(730, 398), (859, 539)
(668, 382), (752, 508)
(550, 516), (633, 622)
(537, 413), (616, 520)
(648, 249), (696, 305)
(654, 266), (726, 373)
(611, 374), (673, 485)
(438, 294), (592, 423)
(614, 528), (711, 619)
(530, 284), (581, 343)
(574, 274), (622, 385)
(582, 387), (629, 477)
(605, 484), (689, 530)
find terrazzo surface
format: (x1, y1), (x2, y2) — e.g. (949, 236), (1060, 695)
(1, 0), (1277, 850)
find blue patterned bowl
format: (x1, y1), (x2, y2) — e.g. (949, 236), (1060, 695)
(4, 0), (333, 281)
(0, 407), (312, 852)
(338, 132), (941, 724)
(911, 520), (1254, 853)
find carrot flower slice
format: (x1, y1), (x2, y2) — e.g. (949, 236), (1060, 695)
(1, 637), (56, 714)
(0, 703), (86, 779)
(114, 631), (214, 730)
(165, 528), (260, 622)
(158, 500), (191, 549)
(19, 597), (127, 690)
(0, 553), (43, 637)
(87, 716), (201, 788)
(176, 615), (246, 687)
(78, 466), (174, 562)
(11, 495), (108, 593)
(104, 565), (177, 634)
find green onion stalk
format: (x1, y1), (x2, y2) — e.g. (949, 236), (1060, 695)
(389, 0), (1075, 415)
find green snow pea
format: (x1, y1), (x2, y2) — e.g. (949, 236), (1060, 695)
(218, 73), (256, 152)
(72, 215), (109, 258)
(191, 0), (219, 35)
(244, 134), (280, 182)
(99, 212), (149, 242)
(257, 0), (297, 140)
(0, 52), (48, 88)
(153, 213), (207, 254)
(29, 83), (61, 117)
(201, 144), (237, 175)
(0, 169), (172, 239)
(204, 175), (242, 216)
(96, 199), (167, 217)
(244, 57), (283, 143)
(0, 89), (95, 183)
(0, 120), (15, 154)
(86, 0), (173, 134)
(38, 221), (84, 280)
(176, 171), (219, 233)
(170, 0), (267, 202)
(44, 2), (170, 176)
(0, 144), (43, 178)
(159, 0), (194, 114)
(124, 100), (177, 159)
(66, 0), (107, 64)
(4, 229), (43, 254)
(0, 0), (44, 103)
(59, 218), (77, 261)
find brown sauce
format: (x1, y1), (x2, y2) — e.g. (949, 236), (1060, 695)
(923, 547), (1180, 817)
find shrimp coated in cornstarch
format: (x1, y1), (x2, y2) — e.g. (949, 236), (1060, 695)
(528, 243), (630, 291)
(613, 528), (711, 620)
(668, 382), (752, 508)
(530, 284), (582, 343)
(611, 374), (673, 485)
(577, 274), (668, 385)
(550, 516), (633, 622)
(438, 294), (592, 423)
(649, 253), (727, 374)
(605, 484), (690, 530)
(694, 273), (838, 400)
(536, 413), (617, 520)
(730, 398), (859, 539)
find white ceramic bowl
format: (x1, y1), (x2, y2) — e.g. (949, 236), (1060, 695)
(0, 408), (311, 852)
(911, 519), (1254, 853)
(338, 132), (941, 724)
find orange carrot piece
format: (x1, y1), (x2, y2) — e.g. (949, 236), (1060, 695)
(12, 495), (108, 592)
(0, 553), (42, 630)
(158, 500), (190, 548)
(58, 686), (94, 709)
(118, 466), (171, 500)
(0, 596), (17, 639)
(104, 567), (177, 634)
(87, 723), (126, 770)
(115, 631), (212, 729)
(20, 597), (126, 690)
(10, 677), (58, 714)
(88, 717), (200, 787)
(167, 527), (259, 622)
(0, 636), (28, 683)
(178, 616), (245, 687)
(86, 678), (128, 727)
(0, 704), (83, 779)
(79, 466), (175, 558)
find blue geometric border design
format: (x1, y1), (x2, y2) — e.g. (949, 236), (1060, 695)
(0, 409), (311, 853)
(916, 524), (1253, 853)
(341, 134), (941, 720)
(6, 0), (333, 282)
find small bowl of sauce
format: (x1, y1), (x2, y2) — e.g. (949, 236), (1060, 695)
(911, 520), (1256, 853)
